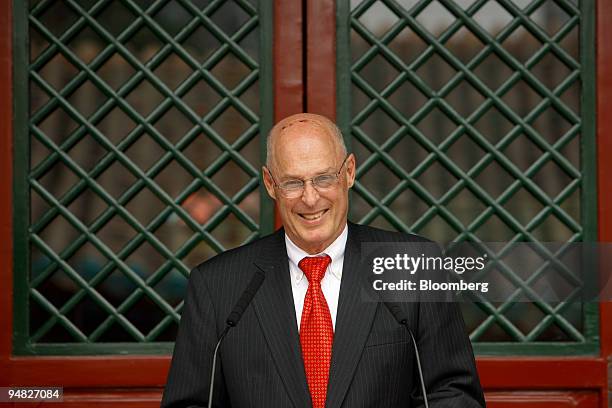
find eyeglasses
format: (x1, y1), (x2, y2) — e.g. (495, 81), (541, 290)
(266, 156), (349, 198)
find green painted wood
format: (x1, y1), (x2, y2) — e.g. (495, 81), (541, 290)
(14, 0), (274, 354)
(13, 0), (32, 355)
(338, 0), (597, 354)
(579, 0), (599, 355)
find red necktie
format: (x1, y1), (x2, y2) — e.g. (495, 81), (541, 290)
(299, 255), (333, 408)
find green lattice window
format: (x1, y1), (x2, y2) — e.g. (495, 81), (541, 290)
(14, 0), (272, 354)
(338, 0), (597, 353)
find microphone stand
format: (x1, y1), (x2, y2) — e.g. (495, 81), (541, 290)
(207, 269), (265, 408)
(207, 326), (230, 408)
(383, 302), (429, 408)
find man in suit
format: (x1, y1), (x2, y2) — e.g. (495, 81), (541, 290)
(161, 113), (485, 407)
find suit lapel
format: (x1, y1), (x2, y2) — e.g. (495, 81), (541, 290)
(252, 230), (311, 408)
(326, 223), (378, 408)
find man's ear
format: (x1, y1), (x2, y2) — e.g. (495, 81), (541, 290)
(262, 166), (277, 200)
(346, 153), (356, 189)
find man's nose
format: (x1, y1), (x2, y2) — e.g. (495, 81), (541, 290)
(301, 181), (320, 206)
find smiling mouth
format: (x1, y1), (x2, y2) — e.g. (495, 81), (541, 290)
(299, 209), (329, 221)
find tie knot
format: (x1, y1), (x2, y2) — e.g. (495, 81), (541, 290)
(298, 255), (331, 284)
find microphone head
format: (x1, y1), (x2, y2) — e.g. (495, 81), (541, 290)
(383, 302), (409, 327)
(225, 269), (265, 328)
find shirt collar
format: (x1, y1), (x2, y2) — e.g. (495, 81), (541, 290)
(285, 224), (348, 284)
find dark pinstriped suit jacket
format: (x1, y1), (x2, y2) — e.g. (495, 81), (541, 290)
(161, 222), (485, 407)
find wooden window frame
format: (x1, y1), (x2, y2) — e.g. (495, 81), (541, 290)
(1, 0), (611, 406)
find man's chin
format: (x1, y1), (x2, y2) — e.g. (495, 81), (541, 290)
(288, 227), (331, 252)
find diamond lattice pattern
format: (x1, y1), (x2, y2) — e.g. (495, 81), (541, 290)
(28, 0), (264, 344)
(350, 0), (583, 343)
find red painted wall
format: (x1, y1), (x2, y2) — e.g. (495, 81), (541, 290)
(0, 0), (610, 406)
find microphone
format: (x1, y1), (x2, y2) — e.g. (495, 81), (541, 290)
(208, 269), (265, 408)
(226, 269), (266, 327)
(382, 302), (430, 408)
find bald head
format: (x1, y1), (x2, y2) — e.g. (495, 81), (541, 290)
(261, 113), (355, 254)
(266, 113), (347, 171)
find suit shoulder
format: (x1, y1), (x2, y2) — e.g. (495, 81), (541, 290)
(190, 230), (281, 278)
(351, 222), (434, 244)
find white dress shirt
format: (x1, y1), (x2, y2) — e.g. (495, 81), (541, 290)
(285, 224), (348, 331)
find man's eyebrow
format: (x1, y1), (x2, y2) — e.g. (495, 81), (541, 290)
(278, 167), (337, 181)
